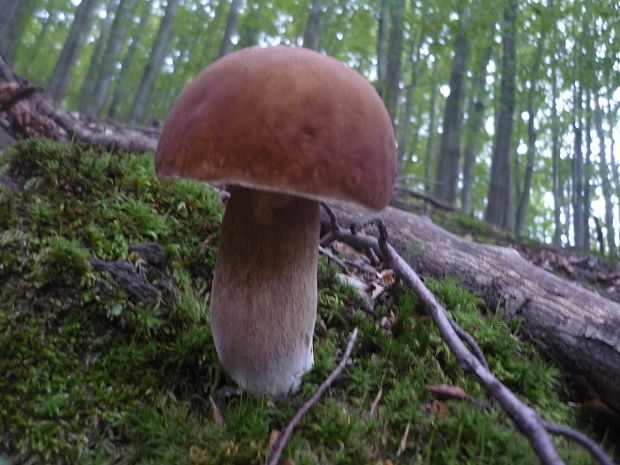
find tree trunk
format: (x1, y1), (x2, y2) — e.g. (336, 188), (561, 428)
(90, 0), (140, 116)
(515, 32), (546, 237)
(433, 6), (471, 205)
(302, 0), (323, 50)
(78, 0), (118, 114)
(324, 202), (620, 415)
(128, 0), (181, 125)
(572, 80), (585, 249)
(375, 0), (389, 94)
(424, 61), (438, 193)
(593, 92), (617, 257)
(107, 3), (152, 121)
(238, 5), (261, 48)
(485, 0), (517, 229)
(382, 0), (406, 123)
(0, 0), (36, 65)
(551, 39), (562, 247)
(583, 93), (592, 250)
(397, 29), (423, 172)
(461, 44), (493, 215)
(46, 0), (99, 102)
(218, 0), (242, 58)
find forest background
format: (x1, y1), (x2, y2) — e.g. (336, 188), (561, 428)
(1, 0), (619, 257)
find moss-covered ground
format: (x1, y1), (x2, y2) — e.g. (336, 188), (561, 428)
(0, 138), (616, 464)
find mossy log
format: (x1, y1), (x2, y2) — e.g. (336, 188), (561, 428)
(322, 202), (620, 415)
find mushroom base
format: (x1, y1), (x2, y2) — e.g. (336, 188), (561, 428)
(210, 186), (319, 398)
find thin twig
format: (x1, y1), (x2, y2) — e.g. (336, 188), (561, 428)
(267, 328), (359, 465)
(541, 420), (615, 465)
(318, 204), (614, 465)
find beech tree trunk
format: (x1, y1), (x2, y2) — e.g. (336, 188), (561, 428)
(46, 0), (99, 102)
(302, 0), (323, 50)
(433, 6), (470, 205)
(128, 0), (181, 125)
(218, 0), (242, 58)
(324, 202), (620, 415)
(382, 0), (405, 123)
(461, 43), (492, 215)
(485, 0), (517, 228)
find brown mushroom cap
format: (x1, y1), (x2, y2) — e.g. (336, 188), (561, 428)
(155, 46), (396, 210)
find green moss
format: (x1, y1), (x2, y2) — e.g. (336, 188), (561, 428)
(0, 139), (616, 464)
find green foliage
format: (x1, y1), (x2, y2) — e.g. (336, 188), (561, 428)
(0, 139), (616, 463)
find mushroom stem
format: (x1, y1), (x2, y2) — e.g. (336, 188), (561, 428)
(210, 186), (319, 397)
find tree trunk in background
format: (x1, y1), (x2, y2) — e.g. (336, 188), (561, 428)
(434, 7), (470, 205)
(91, 0), (140, 116)
(594, 92), (617, 257)
(382, 0), (405, 123)
(461, 44), (493, 215)
(46, 0), (99, 102)
(375, 0), (389, 95)
(129, 0), (181, 125)
(78, 1), (118, 113)
(485, 0), (517, 229)
(107, 3), (152, 121)
(238, 5), (261, 48)
(218, 0), (242, 58)
(608, 109), (620, 253)
(515, 31), (545, 237)
(302, 0), (323, 50)
(0, 0), (35, 65)
(572, 80), (585, 249)
(397, 29), (423, 172)
(583, 95), (592, 250)
(424, 60), (438, 193)
(551, 44), (562, 247)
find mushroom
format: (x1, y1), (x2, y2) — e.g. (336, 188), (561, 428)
(155, 46), (396, 398)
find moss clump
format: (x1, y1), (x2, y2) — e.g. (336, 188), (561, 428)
(0, 138), (615, 464)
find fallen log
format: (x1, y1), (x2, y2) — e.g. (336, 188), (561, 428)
(323, 202), (620, 414)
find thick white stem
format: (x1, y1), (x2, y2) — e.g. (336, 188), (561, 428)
(210, 186), (319, 397)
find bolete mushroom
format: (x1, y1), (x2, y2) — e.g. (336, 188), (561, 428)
(155, 46), (396, 398)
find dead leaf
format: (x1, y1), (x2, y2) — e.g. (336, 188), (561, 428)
(426, 400), (450, 421)
(268, 429), (281, 451)
(396, 422), (410, 457)
(209, 396), (224, 427)
(427, 384), (468, 400)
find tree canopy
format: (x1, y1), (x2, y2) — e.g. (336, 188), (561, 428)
(1, 0), (619, 255)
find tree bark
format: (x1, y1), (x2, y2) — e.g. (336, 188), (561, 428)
(433, 6), (471, 205)
(302, 0), (323, 50)
(572, 80), (585, 249)
(461, 43), (492, 215)
(515, 31), (546, 237)
(423, 60), (438, 193)
(90, 0), (140, 116)
(375, 0), (389, 94)
(128, 0), (181, 125)
(382, 0), (405, 123)
(218, 0), (242, 58)
(323, 201), (620, 415)
(593, 92), (617, 257)
(396, 29), (424, 172)
(485, 0), (517, 229)
(46, 0), (100, 102)
(0, 0), (36, 65)
(551, 36), (562, 247)
(78, 0), (118, 114)
(107, 3), (152, 121)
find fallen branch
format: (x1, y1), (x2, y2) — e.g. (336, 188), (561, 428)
(267, 328), (359, 465)
(319, 205), (614, 465)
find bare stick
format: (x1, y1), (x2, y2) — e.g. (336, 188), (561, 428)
(318, 204), (614, 465)
(267, 328), (359, 465)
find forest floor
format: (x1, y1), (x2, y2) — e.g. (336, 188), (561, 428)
(0, 138), (618, 464)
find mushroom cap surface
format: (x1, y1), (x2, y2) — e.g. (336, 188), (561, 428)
(155, 46), (396, 210)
